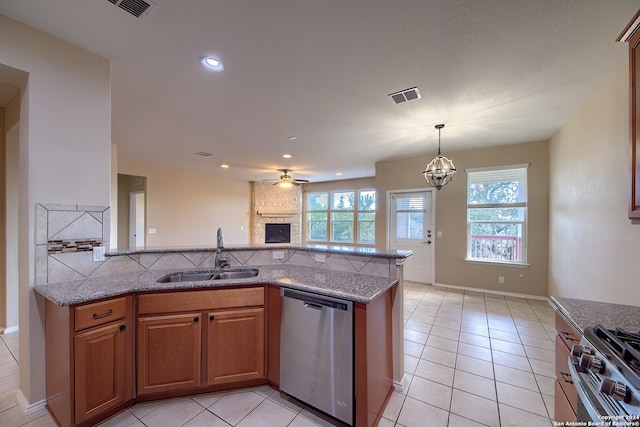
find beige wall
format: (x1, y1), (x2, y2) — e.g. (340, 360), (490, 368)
(376, 140), (549, 296)
(118, 159), (251, 247)
(0, 14), (111, 406)
(549, 61), (640, 305)
(5, 91), (20, 331)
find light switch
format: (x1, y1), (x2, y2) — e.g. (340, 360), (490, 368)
(437, 231), (443, 238)
(148, 228), (157, 234)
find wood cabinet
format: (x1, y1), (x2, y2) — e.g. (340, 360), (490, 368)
(619, 10), (640, 222)
(207, 307), (265, 384)
(137, 313), (202, 395)
(45, 295), (134, 427)
(136, 287), (265, 397)
(554, 311), (581, 423)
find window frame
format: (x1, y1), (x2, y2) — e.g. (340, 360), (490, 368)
(304, 188), (376, 247)
(465, 164), (529, 267)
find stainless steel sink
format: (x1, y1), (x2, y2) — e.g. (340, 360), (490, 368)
(157, 268), (259, 283)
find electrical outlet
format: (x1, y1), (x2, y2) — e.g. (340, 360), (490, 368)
(272, 251), (285, 259)
(315, 254), (326, 263)
(498, 276), (505, 284)
(148, 228), (157, 234)
(93, 246), (105, 262)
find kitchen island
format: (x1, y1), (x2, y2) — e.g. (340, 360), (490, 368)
(36, 245), (409, 427)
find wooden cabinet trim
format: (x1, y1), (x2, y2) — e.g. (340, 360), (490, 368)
(619, 10), (640, 222)
(138, 287), (264, 315)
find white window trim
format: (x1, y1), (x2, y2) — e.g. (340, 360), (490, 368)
(466, 163), (529, 266)
(304, 188), (376, 247)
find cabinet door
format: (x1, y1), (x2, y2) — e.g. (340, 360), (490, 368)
(137, 313), (202, 395)
(74, 321), (131, 423)
(207, 308), (265, 385)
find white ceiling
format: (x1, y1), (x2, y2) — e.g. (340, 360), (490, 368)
(0, 0), (637, 183)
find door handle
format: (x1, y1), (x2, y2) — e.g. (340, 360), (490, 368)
(422, 241), (432, 244)
(303, 302), (323, 310)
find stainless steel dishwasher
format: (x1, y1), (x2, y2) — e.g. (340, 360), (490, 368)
(280, 288), (354, 425)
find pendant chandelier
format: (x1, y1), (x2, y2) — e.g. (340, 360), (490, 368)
(423, 124), (456, 190)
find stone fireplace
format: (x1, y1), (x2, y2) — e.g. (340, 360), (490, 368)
(251, 182), (302, 244)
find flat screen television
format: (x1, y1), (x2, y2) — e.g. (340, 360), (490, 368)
(265, 223), (291, 243)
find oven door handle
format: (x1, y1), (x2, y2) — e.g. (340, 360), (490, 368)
(568, 356), (607, 422)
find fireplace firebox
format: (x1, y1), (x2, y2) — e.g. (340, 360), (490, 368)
(265, 223), (291, 243)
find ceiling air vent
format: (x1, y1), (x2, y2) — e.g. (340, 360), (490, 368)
(388, 87), (421, 105)
(107, 0), (158, 19)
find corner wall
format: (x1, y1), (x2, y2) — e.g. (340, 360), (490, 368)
(118, 159), (251, 247)
(549, 61), (640, 305)
(376, 140), (549, 296)
(0, 14), (111, 407)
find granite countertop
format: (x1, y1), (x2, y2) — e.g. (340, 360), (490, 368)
(551, 296), (640, 333)
(35, 264), (398, 306)
(107, 244), (413, 259)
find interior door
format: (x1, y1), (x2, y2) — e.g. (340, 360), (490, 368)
(388, 190), (434, 284)
(128, 192), (145, 248)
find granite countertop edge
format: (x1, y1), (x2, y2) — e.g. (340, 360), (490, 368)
(550, 296), (640, 333)
(35, 264), (398, 307)
(107, 244), (412, 259)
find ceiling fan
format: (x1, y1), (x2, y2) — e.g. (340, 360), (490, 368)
(272, 169), (309, 187)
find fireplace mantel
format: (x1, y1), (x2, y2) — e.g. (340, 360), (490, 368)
(257, 212), (299, 218)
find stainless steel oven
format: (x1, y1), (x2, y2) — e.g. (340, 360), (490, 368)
(569, 326), (640, 426)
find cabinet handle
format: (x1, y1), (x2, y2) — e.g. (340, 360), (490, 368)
(92, 309), (113, 319)
(560, 371), (574, 384)
(209, 315), (215, 321)
(119, 325), (126, 331)
(194, 317), (199, 322)
(560, 331), (577, 342)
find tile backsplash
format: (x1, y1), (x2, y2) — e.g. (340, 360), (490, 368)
(36, 204), (110, 284)
(36, 203), (401, 285)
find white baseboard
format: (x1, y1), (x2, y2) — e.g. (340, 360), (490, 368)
(3, 325), (19, 334)
(393, 374), (408, 394)
(433, 282), (550, 302)
(16, 390), (47, 415)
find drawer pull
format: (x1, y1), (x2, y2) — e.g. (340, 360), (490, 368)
(92, 309), (113, 319)
(560, 331), (577, 342)
(560, 371), (574, 384)
(194, 317), (199, 322)
(119, 325), (126, 331)
(209, 315), (215, 321)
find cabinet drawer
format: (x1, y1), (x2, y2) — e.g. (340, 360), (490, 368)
(75, 297), (128, 331)
(555, 312), (581, 351)
(555, 334), (578, 413)
(554, 379), (577, 422)
(138, 287), (265, 315)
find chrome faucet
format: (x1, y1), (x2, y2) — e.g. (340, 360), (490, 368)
(215, 228), (230, 270)
(217, 227), (224, 249)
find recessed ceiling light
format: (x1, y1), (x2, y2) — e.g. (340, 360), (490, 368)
(336, 172), (343, 176)
(220, 164), (229, 168)
(195, 152), (213, 157)
(282, 154), (292, 159)
(200, 56), (224, 72)
(288, 136), (298, 141)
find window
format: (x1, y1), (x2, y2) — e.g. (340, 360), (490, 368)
(306, 189), (376, 245)
(466, 165), (528, 265)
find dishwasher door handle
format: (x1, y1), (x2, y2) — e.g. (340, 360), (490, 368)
(303, 302), (323, 310)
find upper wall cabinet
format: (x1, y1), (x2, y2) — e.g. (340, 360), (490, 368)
(619, 10), (640, 223)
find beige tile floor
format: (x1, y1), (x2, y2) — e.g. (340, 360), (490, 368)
(0, 282), (556, 426)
